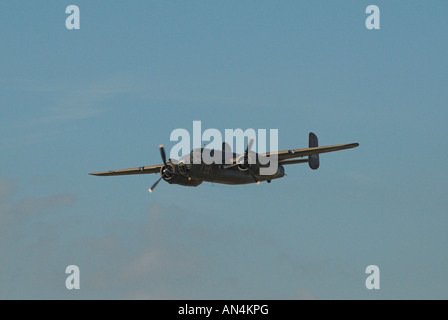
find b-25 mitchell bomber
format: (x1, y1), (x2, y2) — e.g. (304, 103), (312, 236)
(89, 132), (359, 193)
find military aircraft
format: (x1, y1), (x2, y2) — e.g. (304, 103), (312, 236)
(89, 132), (359, 192)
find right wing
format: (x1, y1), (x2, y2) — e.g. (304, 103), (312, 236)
(261, 143), (359, 163)
(89, 164), (163, 176)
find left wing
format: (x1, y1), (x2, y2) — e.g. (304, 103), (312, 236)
(260, 143), (359, 163)
(89, 164), (163, 176)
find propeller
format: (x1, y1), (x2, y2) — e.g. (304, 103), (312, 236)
(244, 137), (259, 184)
(148, 144), (173, 193)
(223, 137), (260, 184)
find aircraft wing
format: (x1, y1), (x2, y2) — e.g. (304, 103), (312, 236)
(261, 143), (359, 163)
(89, 164), (163, 176)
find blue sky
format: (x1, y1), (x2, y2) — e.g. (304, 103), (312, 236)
(0, 1), (447, 299)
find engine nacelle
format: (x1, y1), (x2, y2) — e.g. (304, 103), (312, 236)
(160, 164), (176, 181)
(160, 164), (201, 187)
(164, 174), (202, 187)
(178, 162), (191, 175)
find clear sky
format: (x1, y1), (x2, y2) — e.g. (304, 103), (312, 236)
(0, 1), (447, 299)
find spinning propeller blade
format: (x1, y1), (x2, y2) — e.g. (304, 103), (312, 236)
(244, 137), (255, 165)
(247, 167), (260, 184)
(159, 145), (167, 165)
(148, 176), (163, 193)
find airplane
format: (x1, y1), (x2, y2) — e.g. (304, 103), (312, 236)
(89, 132), (359, 192)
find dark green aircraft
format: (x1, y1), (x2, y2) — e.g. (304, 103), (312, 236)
(89, 133), (359, 192)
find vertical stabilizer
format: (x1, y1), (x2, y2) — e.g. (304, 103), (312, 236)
(308, 132), (320, 170)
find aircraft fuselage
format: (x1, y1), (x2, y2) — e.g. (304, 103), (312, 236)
(163, 148), (284, 186)
(186, 162), (285, 185)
